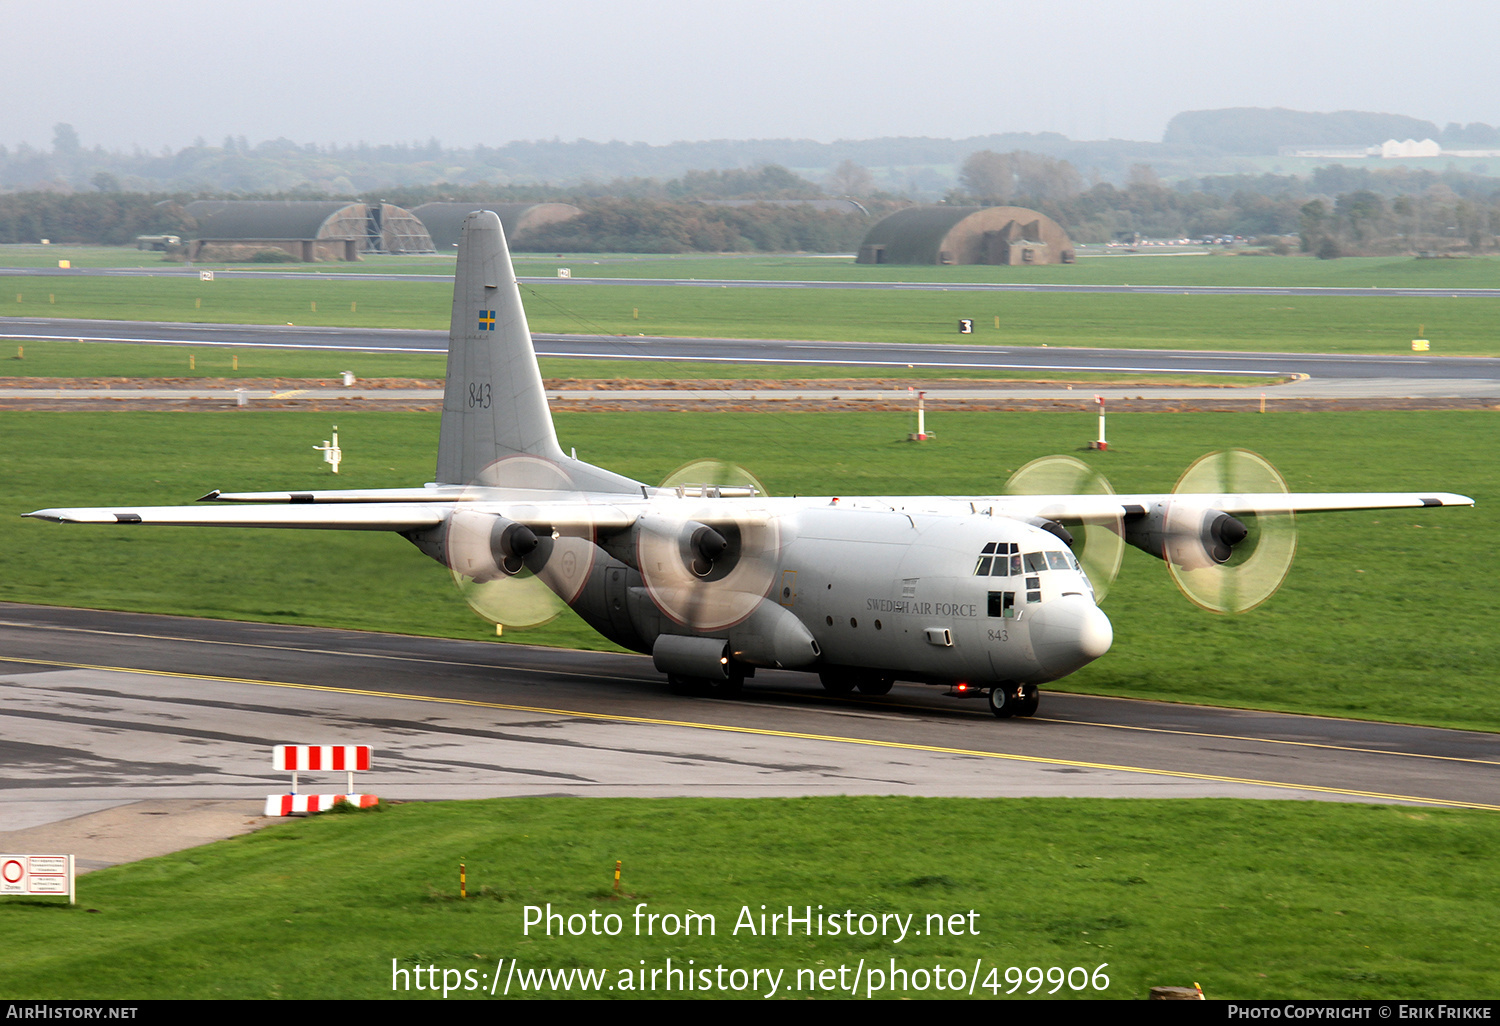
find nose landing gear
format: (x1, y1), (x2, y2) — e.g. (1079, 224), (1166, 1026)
(988, 683), (1039, 719)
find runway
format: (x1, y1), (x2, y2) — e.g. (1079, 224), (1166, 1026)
(6, 264), (1500, 299)
(3, 603), (1496, 845)
(3, 317), (1497, 389)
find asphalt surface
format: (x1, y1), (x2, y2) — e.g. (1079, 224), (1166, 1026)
(3, 603), (1496, 847)
(6, 264), (1500, 299)
(3, 316), (1497, 385)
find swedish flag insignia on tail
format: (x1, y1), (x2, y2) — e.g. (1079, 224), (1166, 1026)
(478, 309), (496, 331)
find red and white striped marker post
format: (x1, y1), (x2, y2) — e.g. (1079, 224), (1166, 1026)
(266, 745), (377, 816)
(1088, 395), (1108, 451)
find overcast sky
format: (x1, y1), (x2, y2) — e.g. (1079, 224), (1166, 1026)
(3, 0), (1496, 152)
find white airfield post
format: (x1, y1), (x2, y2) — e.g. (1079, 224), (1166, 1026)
(314, 426), (343, 473)
(907, 389), (932, 441)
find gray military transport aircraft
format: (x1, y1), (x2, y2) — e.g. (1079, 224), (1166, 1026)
(27, 211), (1474, 718)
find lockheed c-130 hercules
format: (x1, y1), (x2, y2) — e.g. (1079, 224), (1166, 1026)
(27, 211), (1473, 719)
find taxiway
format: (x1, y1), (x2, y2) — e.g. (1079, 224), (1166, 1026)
(3, 603), (1495, 846)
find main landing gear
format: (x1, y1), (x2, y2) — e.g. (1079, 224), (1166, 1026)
(988, 683), (1039, 719)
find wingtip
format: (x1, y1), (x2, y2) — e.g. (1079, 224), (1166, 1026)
(197, 489), (221, 502)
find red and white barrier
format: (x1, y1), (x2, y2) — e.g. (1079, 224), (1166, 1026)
(264, 793), (378, 817)
(272, 745), (371, 772)
(266, 744), (377, 816)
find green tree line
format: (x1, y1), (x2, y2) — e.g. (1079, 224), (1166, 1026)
(4, 153), (1497, 255)
(0, 191), (192, 245)
(951, 151), (1500, 252)
(1297, 189), (1496, 258)
(512, 198), (878, 254)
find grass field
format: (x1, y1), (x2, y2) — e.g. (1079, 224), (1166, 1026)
(4, 273), (1496, 356)
(0, 244), (460, 275)
(3, 408), (1493, 731)
(3, 797), (1496, 1000)
(0, 338), (1279, 388)
(8, 243), (1500, 288)
(0, 337), (450, 379)
(522, 250), (1500, 290)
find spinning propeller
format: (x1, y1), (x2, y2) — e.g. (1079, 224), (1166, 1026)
(1163, 449), (1297, 614)
(636, 460), (779, 631)
(1007, 449), (1298, 613)
(1005, 456), (1125, 601)
(445, 456), (595, 628)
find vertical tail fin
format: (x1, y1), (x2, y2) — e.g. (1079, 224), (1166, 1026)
(436, 210), (565, 484)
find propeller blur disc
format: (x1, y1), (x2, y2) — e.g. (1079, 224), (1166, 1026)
(1005, 455), (1124, 601)
(1166, 449), (1297, 613)
(638, 460), (777, 630)
(455, 562), (566, 628)
(659, 459), (769, 500)
(446, 456), (595, 629)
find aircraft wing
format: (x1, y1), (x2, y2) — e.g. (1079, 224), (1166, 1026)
(1161, 491), (1475, 514)
(987, 491), (1474, 522)
(200, 487), (468, 504)
(29, 491), (1473, 529)
(24, 498), (641, 532)
(24, 503), (451, 530)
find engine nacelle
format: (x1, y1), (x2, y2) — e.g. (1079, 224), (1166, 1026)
(1123, 502), (1246, 570)
(601, 515), (739, 577)
(446, 509), (539, 581)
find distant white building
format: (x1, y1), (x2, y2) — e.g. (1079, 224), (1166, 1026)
(1373, 138), (1442, 158)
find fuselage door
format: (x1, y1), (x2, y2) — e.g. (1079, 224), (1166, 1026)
(605, 565), (634, 638)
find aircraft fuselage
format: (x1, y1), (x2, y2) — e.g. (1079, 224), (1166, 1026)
(560, 499), (1112, 691)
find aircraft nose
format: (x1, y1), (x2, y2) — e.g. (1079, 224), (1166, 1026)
(1028, 595), (1113, 678)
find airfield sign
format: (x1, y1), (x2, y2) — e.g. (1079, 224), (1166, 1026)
(1, 853), (75, 904)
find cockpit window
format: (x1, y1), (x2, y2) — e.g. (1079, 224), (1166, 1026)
(975, 542), (1021, 576)
(998, 550), (1080, 576)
